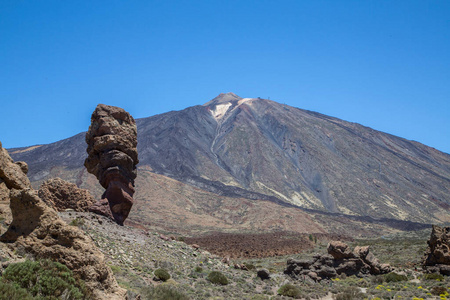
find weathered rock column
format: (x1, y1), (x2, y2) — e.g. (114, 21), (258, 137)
(84, 104), (138, 225)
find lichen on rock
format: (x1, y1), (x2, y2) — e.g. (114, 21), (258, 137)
(84, 104), (139, 225)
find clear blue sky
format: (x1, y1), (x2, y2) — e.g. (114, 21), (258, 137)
(1, 0), (449, 153)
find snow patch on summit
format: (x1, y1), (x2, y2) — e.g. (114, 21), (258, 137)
(211, 103), (232, 120)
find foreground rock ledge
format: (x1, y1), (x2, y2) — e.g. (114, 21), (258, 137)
(0, 141), (126, 300)
(84, 104), (139, 225)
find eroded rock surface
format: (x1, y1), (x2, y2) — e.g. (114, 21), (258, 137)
(423, 225), (450, 275)
(85, 104), (138, 225)
(39, 178), (96, 212)
(285, 241), (391, 281)
(0, 141), (126, 299)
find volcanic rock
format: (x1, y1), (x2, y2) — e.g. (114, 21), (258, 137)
(0, 141), (31, 190)
(0, 141), (126, 299)
(38, 178), (96, 212)
(328, 240), (355, 259)
(423, 225), (450, 275)
(84, 104), (138, 225)
(285, 241), (390, 281)
(1, 189), (126, 299)
(257, 268), (271, 280)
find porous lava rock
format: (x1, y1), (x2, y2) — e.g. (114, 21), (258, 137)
(423, 225), (450, 275)
(285, 241), (391, 281)
(0, 141), (126, 299)
(0, 141), (31, 190)
(84, 104), (138, 225)
(38, 178), (95, 212)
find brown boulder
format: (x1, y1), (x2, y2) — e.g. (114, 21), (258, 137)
(0, 141), (31, 190)
(328, 240), (354, 259)
(38, 178), (96, 212)
(85, 104), (139, 225)
(423, 225), (450, 274)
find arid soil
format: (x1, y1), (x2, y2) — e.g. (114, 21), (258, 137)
(185, 231), (351, 258)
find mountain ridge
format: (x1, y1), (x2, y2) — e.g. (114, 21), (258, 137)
(8, 94), (450, 228)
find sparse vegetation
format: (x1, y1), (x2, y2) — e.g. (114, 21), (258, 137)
(333, 286), (364, 300)
(141, 284), (189, 300)
(69, 217), (85, 227)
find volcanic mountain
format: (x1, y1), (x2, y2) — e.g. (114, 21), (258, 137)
(9, 93), (450, 233)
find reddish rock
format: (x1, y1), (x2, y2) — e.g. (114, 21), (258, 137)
(38, 178), (95, 212)
(423, 225), (450, 275)
(327, 240), (354, 259)
(85, 104), (138, 225)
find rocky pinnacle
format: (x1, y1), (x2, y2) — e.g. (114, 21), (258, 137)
(84, 104), (139, 225)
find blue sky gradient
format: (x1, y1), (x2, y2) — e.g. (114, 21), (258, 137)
(1, 0), (449, 153)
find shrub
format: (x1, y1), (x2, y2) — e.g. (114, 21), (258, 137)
(154, 268), (171, 282)
(423, 273), (444, 281)
(69, 217), (85, 227)
(430, 286), (447, 296)
(243, 262), (256, 270)
(207, 271), (229, 285)
(277, 284), (301, 298)
(334, 286), (364, 300)
(194, 266), (203, 273)
(0, 281), (34, 300)
(1, 259), (89, 299)
(141, 285), (189, 300)
(384, 272), (407, 282)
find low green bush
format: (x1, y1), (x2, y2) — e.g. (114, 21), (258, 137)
(154, 268), (170, 282)
(141, 285), (189, 300)
(431, 286), (447, 296)
(207, 271), (229, 285)
(243, 262), (256, 270)
(194, 266), (203, 273)
(334, 286), (364, 300)
(277, 284), (301, 299)
(0, 259), (89, 299)
(423, 273), (444, 281)
(384, 272), (407, 282)
(0, 281), (34, 300)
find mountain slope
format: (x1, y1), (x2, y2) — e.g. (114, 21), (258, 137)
(9, 93), (450, 225)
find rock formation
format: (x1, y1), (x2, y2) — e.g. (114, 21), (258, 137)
(0, 141), (126, 299)
(285, 241), (391, 282)
(423, 225), (450, 275)
(84, 104), (138, 225)
(38, 177), (96, 212)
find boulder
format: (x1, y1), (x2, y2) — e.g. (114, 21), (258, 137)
(423, 225), (450, 275)
(257, 268), (270, 280)
(328, 241), (355, 259)
(38, 178), (95, 212)
(285, 241), (390, 282)
(85, 104), (139, 225)
(0, 141), (31, 190)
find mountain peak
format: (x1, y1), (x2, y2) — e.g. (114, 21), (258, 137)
(203, 92), (242, 106)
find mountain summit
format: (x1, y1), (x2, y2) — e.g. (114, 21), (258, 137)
(9, 94), (450, 227)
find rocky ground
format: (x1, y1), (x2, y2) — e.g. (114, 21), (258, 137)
(58, 211), (449, 300)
